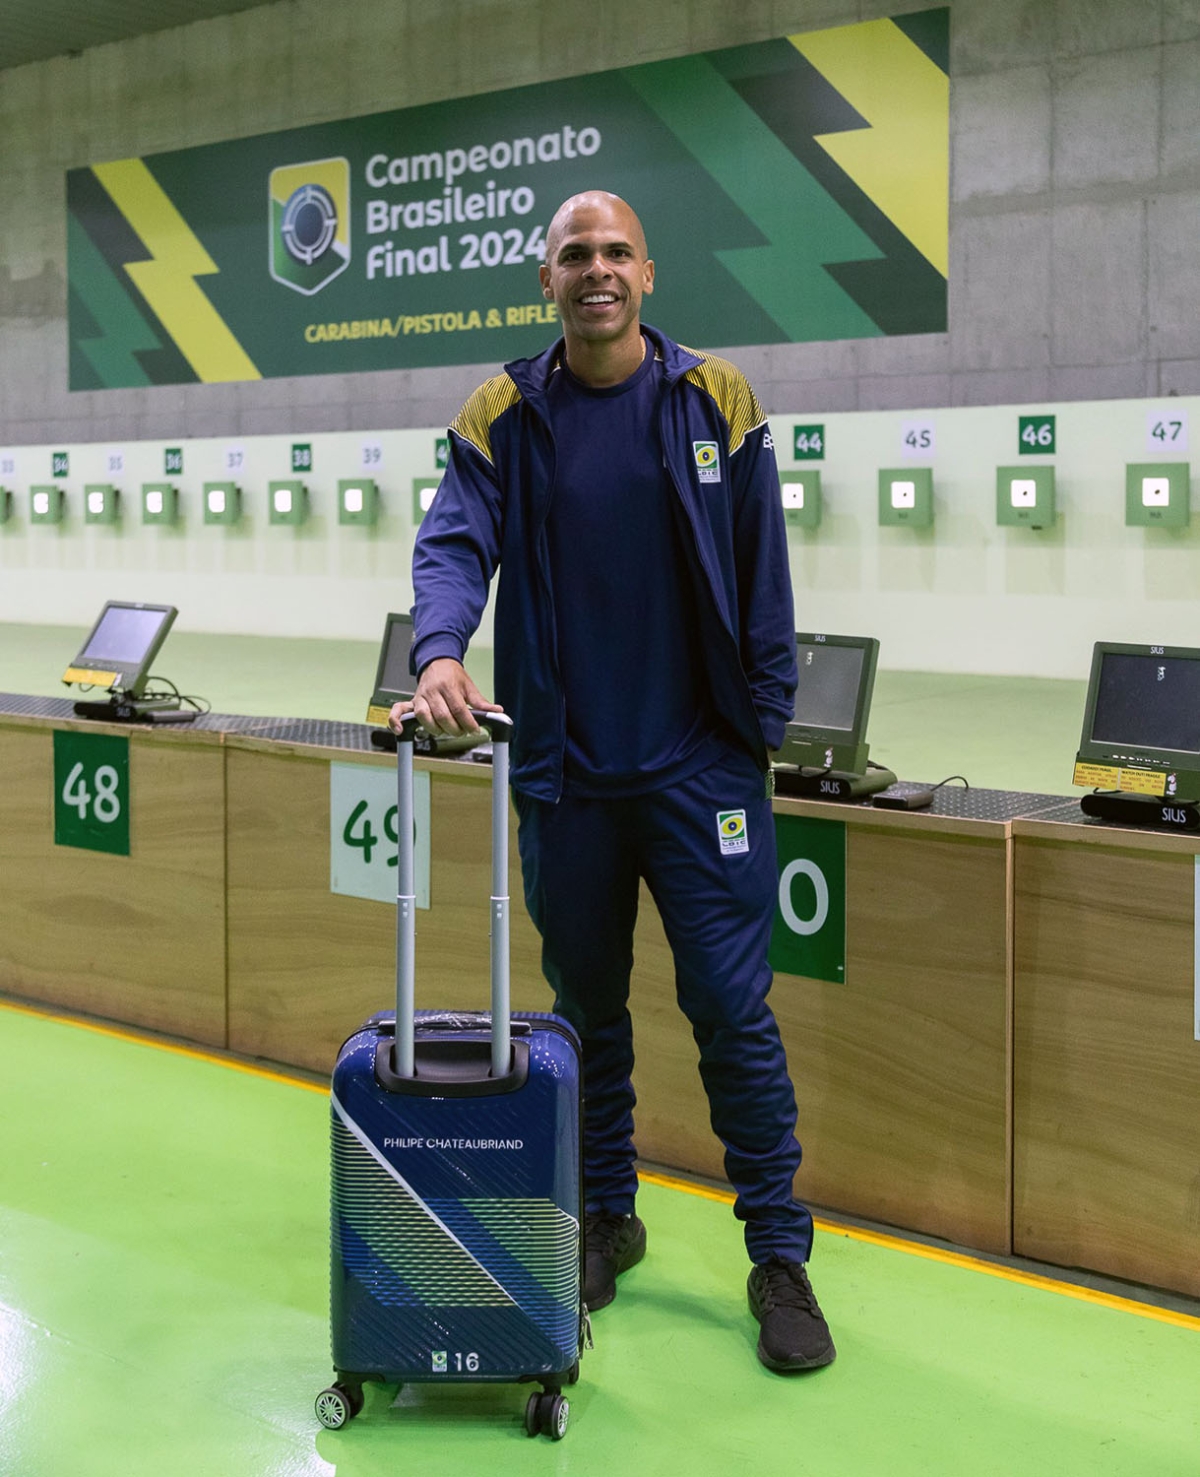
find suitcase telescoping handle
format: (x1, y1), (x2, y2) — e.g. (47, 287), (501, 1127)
(392, 710), (514, 1080)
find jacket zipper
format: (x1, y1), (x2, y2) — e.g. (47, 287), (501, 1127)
(658, 404), (770, 772)
(524, 387), (568, 802)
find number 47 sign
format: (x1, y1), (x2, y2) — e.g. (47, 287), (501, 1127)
(330, 762), (431, 908)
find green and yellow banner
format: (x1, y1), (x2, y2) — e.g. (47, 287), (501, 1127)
(67, 9), (948, 389)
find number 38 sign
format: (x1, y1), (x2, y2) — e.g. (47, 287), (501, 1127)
(330, 762), (431, 908)
(53, 731), (130, 856)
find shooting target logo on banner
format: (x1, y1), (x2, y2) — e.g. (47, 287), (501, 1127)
(269, 158), (351, 296)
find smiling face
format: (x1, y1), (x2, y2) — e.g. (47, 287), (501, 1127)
(539, 193), (655, 381)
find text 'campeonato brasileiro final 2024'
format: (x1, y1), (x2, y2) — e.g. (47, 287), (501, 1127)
(362, 123), (602, 281)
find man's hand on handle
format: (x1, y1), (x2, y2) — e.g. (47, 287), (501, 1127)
(388, 657), (504, 738)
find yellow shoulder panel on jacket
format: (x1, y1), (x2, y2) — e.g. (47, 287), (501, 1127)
(681, 350), (767, 455)
(449, 374), (523, 464)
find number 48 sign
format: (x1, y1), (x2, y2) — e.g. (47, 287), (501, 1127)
(53, 731), (130, 856)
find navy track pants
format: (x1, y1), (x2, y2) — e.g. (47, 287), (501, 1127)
(515, 748), (813, 1264)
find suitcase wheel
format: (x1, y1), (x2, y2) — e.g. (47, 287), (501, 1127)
(525, 1390), (569, 1440)
(315, 1382), (364, 1430)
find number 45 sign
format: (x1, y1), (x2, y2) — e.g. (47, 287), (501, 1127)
(330, 763), (431, 908)
(53, 731), (130, 856)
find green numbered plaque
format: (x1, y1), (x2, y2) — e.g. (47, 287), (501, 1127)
(53, 730), (130, 855)
(769, 814), (846, 983)
(793, 425), (826, 461)
(1018, 414), (1056, 455)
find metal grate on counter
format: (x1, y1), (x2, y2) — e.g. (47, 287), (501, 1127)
(234, 717), (377, 750)
(0, 694), (1104, 809)
(777, 774), (1073, 824)
(871, 782), (1071, 823)
(0, 693), (78, 718)
(0, 695), (377, 751)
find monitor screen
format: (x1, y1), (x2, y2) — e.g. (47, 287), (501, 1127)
(1090, 651), (1200, 755)
(78, 605), (173, 668)
(793, 642), (865, 733)
(375, 614), (415, 700)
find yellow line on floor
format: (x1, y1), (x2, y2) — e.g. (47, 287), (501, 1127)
(0, 998), (327, 1095)
(7, 998), (1200, 1334)
(639, 1168), (1200, 1333)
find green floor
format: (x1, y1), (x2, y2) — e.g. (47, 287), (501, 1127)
(2, 622), (1084, 796)
(1, 1002), (1198, 1477)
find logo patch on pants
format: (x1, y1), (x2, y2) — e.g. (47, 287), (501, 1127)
(717, 809), (748, 855)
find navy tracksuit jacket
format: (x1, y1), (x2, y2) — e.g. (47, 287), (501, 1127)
(411, 326), (813, 1262)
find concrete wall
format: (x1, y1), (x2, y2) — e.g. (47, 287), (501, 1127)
(1, 0), (1199, 451)
(3, 392), (1197, 679)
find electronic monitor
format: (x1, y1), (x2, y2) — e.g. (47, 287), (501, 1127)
(365, 612), (485, 757)
(1073, 642), (1200, 802)
(775, 632), (880, 776)
(62, 602), (178, 697)
(366, 612), (416, 726)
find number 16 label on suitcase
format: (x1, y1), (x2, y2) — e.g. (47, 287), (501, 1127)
(330, 762), (431, 907)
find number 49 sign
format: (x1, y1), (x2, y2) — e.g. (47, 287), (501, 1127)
(330, 762), (431, 908)
(53, 731), (130, 856)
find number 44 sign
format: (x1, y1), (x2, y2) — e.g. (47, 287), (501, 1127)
(53, 731), (130, 856)
(330, 762), (431, 907)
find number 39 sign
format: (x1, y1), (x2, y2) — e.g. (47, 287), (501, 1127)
(330, 762), (431, 908)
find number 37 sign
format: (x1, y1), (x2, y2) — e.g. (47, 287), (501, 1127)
(330, 762), (431, 908)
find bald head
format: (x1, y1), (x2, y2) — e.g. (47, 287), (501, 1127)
(538, 189), (655, 385)
(544, 191), (648, 265)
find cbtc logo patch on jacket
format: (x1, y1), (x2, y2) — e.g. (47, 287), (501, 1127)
(693, 441), (721, 483)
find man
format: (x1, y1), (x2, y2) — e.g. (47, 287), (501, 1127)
(391, 190), (834, 1372)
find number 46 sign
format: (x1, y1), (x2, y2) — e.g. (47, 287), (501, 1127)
(330, 762), (431, 908)
(53, 731), (130, 856)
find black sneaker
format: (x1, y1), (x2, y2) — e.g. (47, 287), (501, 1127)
(582, 1211), (646, 1311)
(747, 1258), (836, 1371)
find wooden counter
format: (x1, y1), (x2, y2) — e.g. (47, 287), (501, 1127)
(0, 707), (226, 1046)
(1012, 806), (1200, 1296)
(12, 694), (1199, 1289)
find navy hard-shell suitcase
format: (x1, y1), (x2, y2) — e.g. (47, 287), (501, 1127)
(316, 713), (586, 1440)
